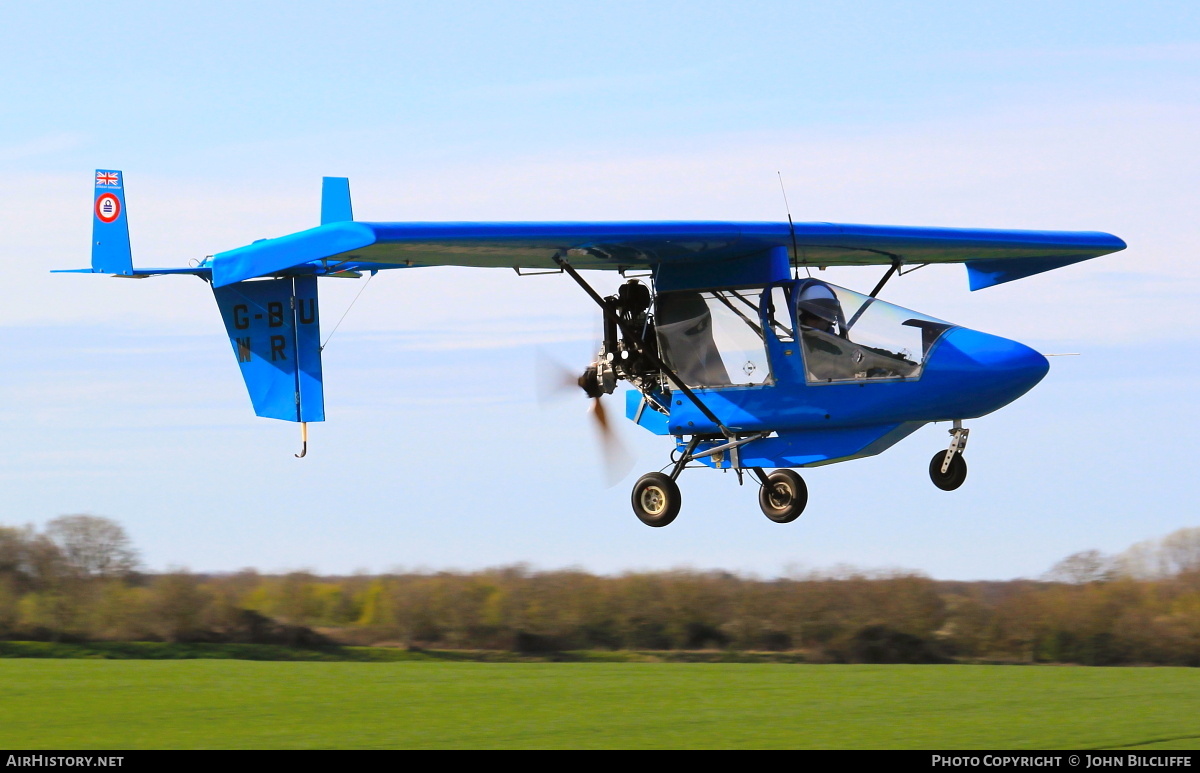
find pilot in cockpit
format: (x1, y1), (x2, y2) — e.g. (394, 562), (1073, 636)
(794, 280), (857, 381)
(795, 281), (844, 337)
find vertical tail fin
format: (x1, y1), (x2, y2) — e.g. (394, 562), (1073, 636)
(91, 169), (133, 275)
(320, 177), (353, 225)
(212, 276), (325, 422)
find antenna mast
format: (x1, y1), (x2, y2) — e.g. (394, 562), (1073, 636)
(777, 172), (803, 279)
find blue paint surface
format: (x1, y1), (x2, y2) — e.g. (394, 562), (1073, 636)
(207, 217), (1126, 288)
(965, 255), (1113, 289)
(320, 177), (353, 225)
(653, 245), (791, 292)
(211, 276), (324, 423)
(90, 169), (132, 276)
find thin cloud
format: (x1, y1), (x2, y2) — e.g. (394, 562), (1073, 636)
(0, 133), (86, 163)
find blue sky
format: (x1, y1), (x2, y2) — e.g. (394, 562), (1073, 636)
(1, 1), (1197, 579)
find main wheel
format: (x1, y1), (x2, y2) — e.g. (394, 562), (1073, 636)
(758, 469), (808, 523)
(929, 451), (968, 491)
(631, 472), (681, 527)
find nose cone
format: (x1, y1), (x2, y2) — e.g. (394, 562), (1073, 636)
(933, 328), (1050, 416)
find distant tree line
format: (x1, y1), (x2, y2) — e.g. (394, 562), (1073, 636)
(2, 515), (1199, 665)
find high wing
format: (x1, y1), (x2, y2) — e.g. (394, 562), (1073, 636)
(210, 218), (1126, 291)
(58, 172), (1128, 428)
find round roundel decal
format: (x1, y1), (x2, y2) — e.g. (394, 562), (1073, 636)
(95, 193), (121, 224)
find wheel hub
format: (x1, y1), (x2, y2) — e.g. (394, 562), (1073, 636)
(640, 486), (667, 515)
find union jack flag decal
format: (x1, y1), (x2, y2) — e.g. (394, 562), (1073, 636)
(95, 171), (120, 187)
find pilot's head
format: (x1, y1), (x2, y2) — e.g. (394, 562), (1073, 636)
(796, 282), (841, 333)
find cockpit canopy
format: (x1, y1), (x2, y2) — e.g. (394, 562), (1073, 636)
(656, 281), (955, 388)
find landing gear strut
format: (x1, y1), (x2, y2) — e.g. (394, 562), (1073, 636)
(929, 420), (969, 491)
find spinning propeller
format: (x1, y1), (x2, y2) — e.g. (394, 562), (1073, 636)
(537, 351), (633, 485)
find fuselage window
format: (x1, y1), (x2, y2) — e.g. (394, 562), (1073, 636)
(656, 290), (772, 388)
(794, 281), (953, 383)
(767, 285), (794, 342)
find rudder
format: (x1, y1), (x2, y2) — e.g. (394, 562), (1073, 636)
(320, 177), (353, 225)
(212, 276), (325, 422)
(92, 169), (133, 275)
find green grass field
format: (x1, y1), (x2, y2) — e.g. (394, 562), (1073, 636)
(2, 659), (1199, 749)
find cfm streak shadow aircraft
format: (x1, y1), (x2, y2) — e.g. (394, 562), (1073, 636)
(60, 170), (1126, 527)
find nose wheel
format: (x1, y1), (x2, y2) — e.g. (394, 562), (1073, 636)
(929, 421), (969, 491)
(929, 451), (967, 490)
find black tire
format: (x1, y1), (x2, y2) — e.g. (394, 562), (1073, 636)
(631, 472), (681, 527)
(758, 469), (808, 523)
(929, 451), (968, 491)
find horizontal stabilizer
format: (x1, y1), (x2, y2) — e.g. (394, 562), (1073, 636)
(212, 276), (324, 422)
(53, 170), (213, 278)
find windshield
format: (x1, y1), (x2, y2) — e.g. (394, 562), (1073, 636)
(656, 289), (772, 387)
(795, 281), (953, 383)
(654, 282), (954, 387)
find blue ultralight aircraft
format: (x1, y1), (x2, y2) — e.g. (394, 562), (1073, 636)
(60, 170), (1126, 527)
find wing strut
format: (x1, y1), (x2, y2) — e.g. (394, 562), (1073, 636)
(846, 257), (903, 333)
(868, 257), (902, 299)
(553, 255), (734, 440)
